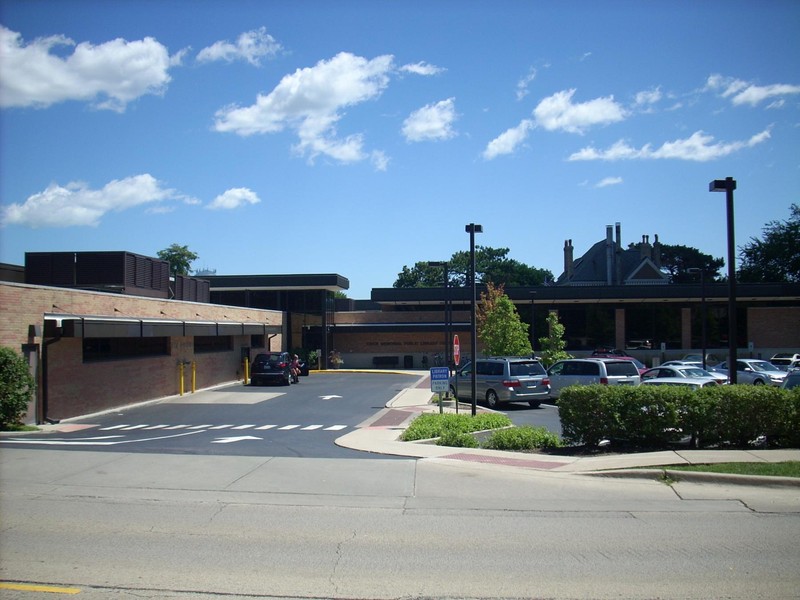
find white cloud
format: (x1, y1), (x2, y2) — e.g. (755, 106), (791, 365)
(196, 27), (282, 66)
(705, 74), (800, 107)
(568, 128), (771, 162)
(482, 119), (534, 160)
(401, 98), (457, 142)
(516, 68), (537, 101)
(0, 25), (173, 111)
(399, 61), (444, 76)
(634, 87), (662, 107)
(533, 89), (627, 134)
(214, 52), (393, 163)
(596, 176), (623, 188)
(1, 174), (192, 228)
(206, 187), (261, 210)
(371, 150), (390, 171)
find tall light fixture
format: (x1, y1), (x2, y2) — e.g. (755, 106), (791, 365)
(709, 177), (737, 383)
(465, 223), (483, 416)
(427, 261), (450, 369)
(687, 267), (707, 370)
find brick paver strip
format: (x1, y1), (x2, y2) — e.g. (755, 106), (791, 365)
(443, 452), (563, 470)
(370, 409), (414, 428)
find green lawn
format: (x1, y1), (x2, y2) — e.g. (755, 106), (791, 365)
(666, 461), (800, 478)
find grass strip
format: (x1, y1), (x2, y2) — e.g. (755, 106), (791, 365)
(665, 461), (800, 478)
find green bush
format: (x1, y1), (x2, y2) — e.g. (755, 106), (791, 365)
(0, 346), (35, 429)
(400, 412), (512, 441)
(482, 425), (562, 451)
(437, 431), (480, 448)
(558, 383), (800, 449)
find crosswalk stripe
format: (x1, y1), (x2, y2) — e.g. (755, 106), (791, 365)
(209, 424), (234, 430)
(99, 424), (129, 430)
(143, 425), (169, 430)
(91, 423), (348, 432)
(324, 425), (347, 431)
(122, 424), (149, 430)
(255, 424), (277, 430)
(279, 425), (300, 430)
(232, 424), (256, 430)
(188, 424), (213, 429)
(164, 425), (189, 430)
(302, 425), (323, 430)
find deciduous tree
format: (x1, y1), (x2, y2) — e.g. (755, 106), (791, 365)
(476, 283), (532, 357)
(157, 244), (198, 276)
(738, 204), (800, 283)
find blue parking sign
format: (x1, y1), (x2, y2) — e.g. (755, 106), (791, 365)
(430, 366), (449, 393)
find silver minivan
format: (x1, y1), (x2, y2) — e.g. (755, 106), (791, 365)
(449, 357), (550, 409)
(547, 358), (641, 399)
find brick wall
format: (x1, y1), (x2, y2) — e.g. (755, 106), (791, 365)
(1, 282), (283, 422)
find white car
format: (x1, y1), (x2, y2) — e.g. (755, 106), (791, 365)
(658, 361), (728, 384)
(641, 377), (718, 389)
(641, 365), (722, 386)
(710, 359), (787, 386)
(770, 353), (800, 371)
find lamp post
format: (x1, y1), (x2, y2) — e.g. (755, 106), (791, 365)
(530, 291), (537, 356)
(465, 223), (483, 416)
(427, 261), (450, 369)
(687, 268), (707, 370)
(709, 177), (737, 383)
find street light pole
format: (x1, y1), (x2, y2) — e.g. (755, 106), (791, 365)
(530, 291), (537, 356)
(710, 177), (737, 383)
(465, 223), (482, 416)
(688, 268), (707, 370)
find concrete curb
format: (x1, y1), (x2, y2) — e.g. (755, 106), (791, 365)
(586, 468), (800, 487)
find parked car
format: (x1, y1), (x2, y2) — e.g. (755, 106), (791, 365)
(546, 358), (641, 400)
(250, 352), (293, 386)
(641, 377), (718, 389)
(782, 370), (800, 390)
(770, 353), (800, 371)
(643, 364), (726, 385)
(591, 347), (634, 358)
(681, 353), (722, 366)
(450, 357), (550, 409)
(591, 354), (648, 375)
(710, 359), (787, 386)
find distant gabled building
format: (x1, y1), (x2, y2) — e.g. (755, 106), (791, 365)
(558, 223), (668, 287)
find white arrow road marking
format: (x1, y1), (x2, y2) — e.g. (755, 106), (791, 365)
(211, 435), (262, 444)
(320, 395), (342, 400)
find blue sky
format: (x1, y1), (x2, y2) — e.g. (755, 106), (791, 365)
(1, 0), (799, 298)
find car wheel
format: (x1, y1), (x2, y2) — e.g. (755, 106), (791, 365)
(486, 390), (499, 409)
(753, 379), (765, 385)
(283, 374), (291, 386)
(528, 401), (541, 408)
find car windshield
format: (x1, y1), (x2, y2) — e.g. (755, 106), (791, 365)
(509, 361), (546, 376)
(749, 361), (775, 372)
(678, 368), (710, 378)
(605, 362), (639, 376)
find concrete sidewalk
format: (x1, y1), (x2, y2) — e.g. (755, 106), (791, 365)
(335, 373), (800, 486)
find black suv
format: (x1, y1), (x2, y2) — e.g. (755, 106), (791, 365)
(251, 352), (292, 386)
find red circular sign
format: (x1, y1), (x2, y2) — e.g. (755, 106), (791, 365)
(453, 334), (461, 366)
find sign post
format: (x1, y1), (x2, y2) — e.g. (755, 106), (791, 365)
(430, 366), (449, 414)
(452, 335), (461, 413)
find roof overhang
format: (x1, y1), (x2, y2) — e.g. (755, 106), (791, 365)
(43, 313), (282, 338)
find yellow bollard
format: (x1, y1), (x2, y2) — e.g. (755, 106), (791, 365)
(244, 359), (249, 385)
(191, 361), (196, 393)
(179, 362), (184, 396)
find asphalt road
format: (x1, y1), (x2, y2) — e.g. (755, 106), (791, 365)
(1, 372), (799, 599)
(1, 372), (420, 458)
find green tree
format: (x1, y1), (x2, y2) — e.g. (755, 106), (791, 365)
(476, 283), (532, 356)
(738, 204), (800, 283)
(394, 246), (553, 288)
(538, 312), (571, 368)
(157, 244), (199, 276)
(0, 347), (35, 429)
(635, 243), (724, 283)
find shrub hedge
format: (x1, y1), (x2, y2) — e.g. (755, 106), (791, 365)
(558, 384), (800, 449)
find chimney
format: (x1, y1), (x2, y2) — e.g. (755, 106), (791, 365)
(564, 239), (574, 280)
(640, 235), (652, 260)
(653, 234), (662, 268)
(615, 222), (623, 285)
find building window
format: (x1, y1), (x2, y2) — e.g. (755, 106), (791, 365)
(83, 337), (170, 362)
(251, 334), (265, 349)
(194, 336), (233, 353)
